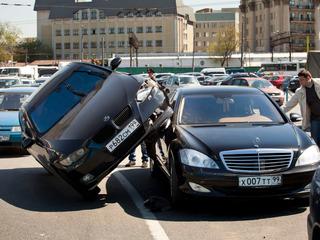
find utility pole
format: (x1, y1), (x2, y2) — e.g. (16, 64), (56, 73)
(192, 23), (195, 72)
(240, 20), (244, 67)
(102, 37), (105, 67)
(80, 26), (84, 61)
(25, 48), (28, 65)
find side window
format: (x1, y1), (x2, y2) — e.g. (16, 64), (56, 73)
(166, 76), (173, 86)
(232, 79), (242, 86)
(173, 76), (179, 85)
(240, 80), (249, 86)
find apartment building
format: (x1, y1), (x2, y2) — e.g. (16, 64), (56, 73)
(194, 8), (240, 53)
(240, 0), (320, 52)
(34, 0), (195, 60)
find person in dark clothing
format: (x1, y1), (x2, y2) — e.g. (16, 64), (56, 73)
(282, 69), (320, 146)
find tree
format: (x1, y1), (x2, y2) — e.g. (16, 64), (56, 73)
(0, 23), (20, 62)
(14, 38), (53, 63)
(207, 27), (240, 67)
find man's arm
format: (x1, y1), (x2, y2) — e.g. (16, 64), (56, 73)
(281, 92), (299, 113)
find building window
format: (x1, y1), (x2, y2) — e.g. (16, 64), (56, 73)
(99, 41), (106, 48)
(91, 10), (97, 20)
(91, 28), (96, 35)
(83, 42), (88, 48)
(196, 32), (200, 38)
(91, 42), (97, 48)
(136, 27), (143, 33)
(73, 29), (79, 36)
(127, 12), (134, 18)
(56, 54), (61, 59)
(146, 26), (153, 33)
(136, 11), (143, 17)
(64, 54), (70, 59)
(109, 28), (115, 34)
(73, 42), (79, 49)
(73, 12), (80, 20)
(99, 10), (105, 19)
(155, 11), (162, 17)
(146, 40), (153, 47)
(118, 41), (125, 48)
(82, 28), (88, 35)
(146, 11), (153, 17)
(100, 28), (105, 34)
(82, 10), (88, 20)
(155, 40), (162, 47)
(64, 43), (71, 49)
(56, 43), (62, 49)
(56, 30), (61, 36)
(118, 27), (124, 34)
(73, 54), (79, 59)
(127, 27), (133, 33)
(155, 26), (162, 33)
(64, 29), (70, 36)
(109, 41), (115, 48)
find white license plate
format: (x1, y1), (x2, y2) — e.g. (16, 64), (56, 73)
(0, 135), (10, 142)
(106, 119), (140, 153)
(239, 176), (282, 187)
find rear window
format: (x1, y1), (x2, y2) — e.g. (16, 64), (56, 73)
(0, 92), (32, 110)
(179, 76), (198, 85)
(30, 66), (108, 134)
(179, 93), (285, 125)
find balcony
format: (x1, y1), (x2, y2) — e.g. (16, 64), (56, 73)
(289, 4), (314, 10)
(290, 17), (314, 22)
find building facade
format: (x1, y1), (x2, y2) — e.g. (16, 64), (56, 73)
(240, 0), (320, 53)
(194, 9), (240, 53)
(34, 0), (195, 60)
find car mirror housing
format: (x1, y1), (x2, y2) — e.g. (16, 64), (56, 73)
(110, 57), (122, 70)
(290, 113), (302, 122)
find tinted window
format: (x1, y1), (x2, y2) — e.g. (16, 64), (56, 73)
(30, 68), (107, 133)
(250, 79), (273, 88)
(179, 94), (285, 125)
(179, 76), (198, 85)
(0, 92), (32, 110)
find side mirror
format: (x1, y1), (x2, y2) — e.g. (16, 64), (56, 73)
(290, 113), (302, 122)
(110, 57), (122, 70)
(174, 81), (179, 86)
(165, 88), (170, 94)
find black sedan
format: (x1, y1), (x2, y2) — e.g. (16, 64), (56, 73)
(19, 59), (172, 198)
(151, 86), (320, 204)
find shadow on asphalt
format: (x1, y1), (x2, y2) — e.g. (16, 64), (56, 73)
(105, 168), (308, 222)
(0, 167), (107, 212)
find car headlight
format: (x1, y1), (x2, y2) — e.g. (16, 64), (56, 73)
(180, 149), (219, 169)
(137, 87), (153, 102)
(11, 126), (21, 132)
(59, 148), (87, 167)
(295, 145), (320, 166)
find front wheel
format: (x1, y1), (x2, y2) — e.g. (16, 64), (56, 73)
(169, 154), (184, 206)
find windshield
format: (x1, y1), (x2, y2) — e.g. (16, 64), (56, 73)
(29, 66), (108, 134)
(179, 93), (285, 125)
(250, 79), (273, 89)
(179, 76), (198, 85)
(0, 92), (32, 111)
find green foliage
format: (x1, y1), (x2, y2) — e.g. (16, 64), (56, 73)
(0, 23), (20, 62)
(14, 38), (53, 63)
(207, 27), (239, 67)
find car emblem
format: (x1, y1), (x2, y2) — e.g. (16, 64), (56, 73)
(253, 137), (261, 148)
(104, 116), (111, 122)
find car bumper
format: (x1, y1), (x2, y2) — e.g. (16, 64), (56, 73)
(178, 163), (319, 199)
(0, 132), (23, 150)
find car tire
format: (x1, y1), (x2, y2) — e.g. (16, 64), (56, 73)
(150, 158), (161, 178)
(169, 154), (184, 206)
(82, 186), (101, 201)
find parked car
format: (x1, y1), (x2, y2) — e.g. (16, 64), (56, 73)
(164, 74), (201, 97)
(182, 72), (206, 84)
(151, 86), (319, 204)
(0, 77), (20, 88)
(269, 75), (291, 89)
(154, 73), (174, 85)
(0, 87), (37, 152)
(288, 76), (300, 92)
(201, 67), (226, 75)
(308, 167), (320, 240)
(225, 77), (285, 106)
(202, 75), (229, 86)
(19, 59), (173, 198)
(35, 76), (51, 85)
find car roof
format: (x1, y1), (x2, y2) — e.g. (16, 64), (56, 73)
(0, 87), (37, 93)
(177, 86), (263, 95)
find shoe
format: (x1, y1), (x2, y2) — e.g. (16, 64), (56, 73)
(125, 161), (136, 167)
(141, 161), (148, 168)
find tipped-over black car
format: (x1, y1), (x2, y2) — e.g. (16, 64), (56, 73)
(151, 86), (320, 204)
(19, 59), (172, 198)
(308, 167), (320, 240)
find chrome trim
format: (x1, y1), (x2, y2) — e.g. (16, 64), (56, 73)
(219, 148), (294, 173)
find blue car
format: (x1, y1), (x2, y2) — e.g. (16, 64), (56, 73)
(0, 87), (37, 152)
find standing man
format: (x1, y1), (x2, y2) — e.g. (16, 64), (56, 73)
(282, 69), (320, 146)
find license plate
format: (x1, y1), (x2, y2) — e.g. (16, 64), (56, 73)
(0, 135), (10, 142)
(106, 119), (140, 152)
(239, 176), (282, 187)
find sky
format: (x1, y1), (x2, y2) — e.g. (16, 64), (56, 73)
(0, 0), (240, 37)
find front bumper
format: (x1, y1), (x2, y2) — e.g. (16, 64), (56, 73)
(179, 163), (319, 199)
(0, 132), (23, 150)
